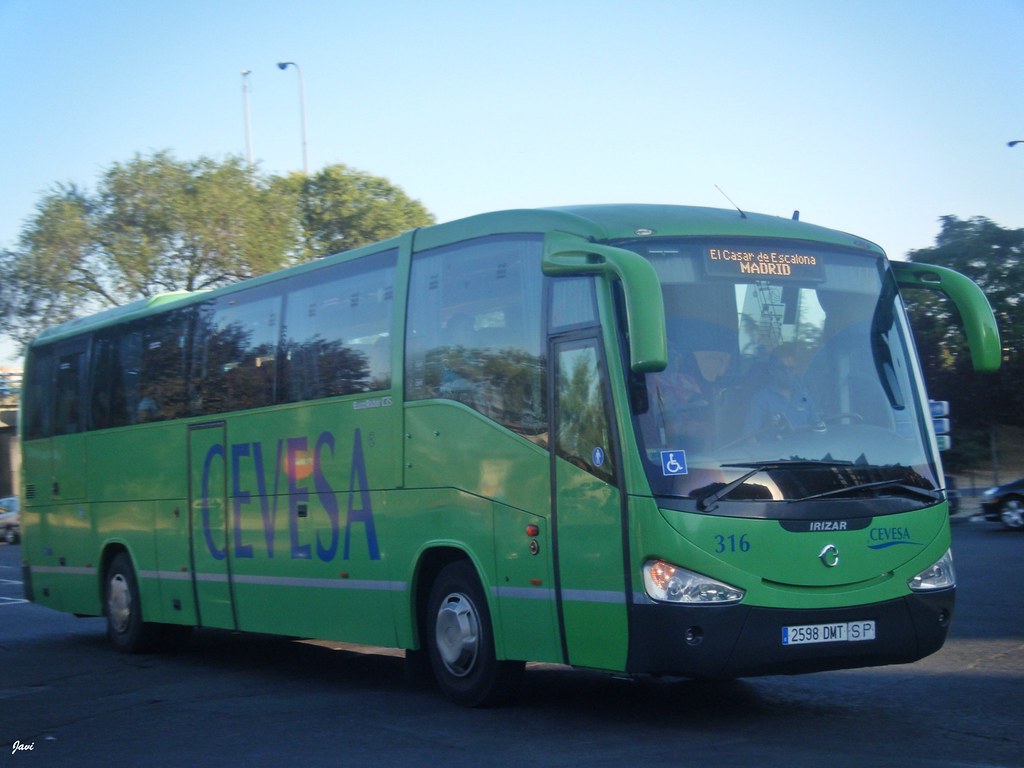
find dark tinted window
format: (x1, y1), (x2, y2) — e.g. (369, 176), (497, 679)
(28, 250), (398, 432)
(192, 288), (282, 416)
(54, 342), (87, 436)
(91, 310), (190, 428)
(282, 250), (396, 401)
(25, 340), (88, 438)
(23, 346), (53, 440)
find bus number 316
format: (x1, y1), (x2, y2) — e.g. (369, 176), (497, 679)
(714, 534), (751, 554)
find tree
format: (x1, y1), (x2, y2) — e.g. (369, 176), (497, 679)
(1, 184), (97, 342)
(904, 215), (1024, 470)
(275, 164), (434, 259)
(908, 215), (1024, 360)
(0, 152), (434, 349)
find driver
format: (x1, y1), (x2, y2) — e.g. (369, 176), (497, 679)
(743, 344), (823, 437)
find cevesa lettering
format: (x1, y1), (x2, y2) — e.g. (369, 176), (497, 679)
(869, 526), (911, 542)
(204, 428), (379, 563)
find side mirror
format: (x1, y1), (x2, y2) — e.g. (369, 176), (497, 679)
(542, 233), (667, 373)
(892, 261), (1001, 372)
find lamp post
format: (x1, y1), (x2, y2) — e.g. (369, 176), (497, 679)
(1009, 141), (1024, 148)
(277, 61), (308, 174)
(241, 69), (253, 168)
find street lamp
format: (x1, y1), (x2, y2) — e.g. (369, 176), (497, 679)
(277, 61), (308, 174)
(1009, 141), (1024, 148)
(241, 69), (253, 168)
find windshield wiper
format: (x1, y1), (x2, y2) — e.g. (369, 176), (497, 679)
(796, 479), (941, 503)
(696, 459), (854, 512)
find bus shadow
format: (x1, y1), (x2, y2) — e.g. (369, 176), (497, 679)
(136, 627), (832, 721)
(48, 623), (1014, 730)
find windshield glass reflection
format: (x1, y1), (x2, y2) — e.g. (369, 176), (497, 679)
(622, 238), (939, 510)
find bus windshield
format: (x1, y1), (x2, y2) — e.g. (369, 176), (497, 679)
(623, 238), (940, 513)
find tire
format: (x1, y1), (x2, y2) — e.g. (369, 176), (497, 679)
(425, 560), (523, 707)
(1000, 497), (1024, 531)
(104, 552), (161, 653)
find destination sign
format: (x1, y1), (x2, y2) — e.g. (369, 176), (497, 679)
(704, 246), (825, 280)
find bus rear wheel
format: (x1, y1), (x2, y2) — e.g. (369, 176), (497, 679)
(425, 560), (523, 706)
(104, 552), (161, 653)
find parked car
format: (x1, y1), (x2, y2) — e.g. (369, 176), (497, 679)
(981, 477), (1024, 531)
(0, 496), (19, 544)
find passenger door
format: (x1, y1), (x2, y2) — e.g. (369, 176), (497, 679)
(188, 422), (237, 629)
(550, 335), (630, 670)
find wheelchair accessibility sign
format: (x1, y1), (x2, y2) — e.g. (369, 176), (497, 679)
(660, 451), (688, 476)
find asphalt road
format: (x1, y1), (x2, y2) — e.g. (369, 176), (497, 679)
(1, 517), (1021, 768)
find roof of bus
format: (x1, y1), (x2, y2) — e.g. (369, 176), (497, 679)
(413, 204), (885, 252)
(29, 204), (885, 347)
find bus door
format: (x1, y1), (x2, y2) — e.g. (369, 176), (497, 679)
(187, 422), (237, 629)
(550, 335), (630, 670)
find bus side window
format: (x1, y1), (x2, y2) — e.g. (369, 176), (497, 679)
(137, 311), (190, 422)
(282, 250), (396, 402)
(91, 334), (124, 429)
(194, 291), (281, 415)
(406, 235), (546, 441)
(550, 277), (598, 329)
(23, 347), (54, 440)
(54, 343), (87, 436)
(555, 341), (617, 483)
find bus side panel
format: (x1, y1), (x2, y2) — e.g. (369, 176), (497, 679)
(151, 498), (197, 626)
(21, 438), (57, 609)
(491, 502), (561, 664)
(94, 500), (161, 616)
(403, 402), (559, 663)
(24, 503), (99, 615)
(384, 488), (494, 649)
(89, 426), (193, 625)
(51, 432), (86, 501)
(221, 400), (402, 645)
(403, 402), (550, 514)
(21, 431), (101, 615)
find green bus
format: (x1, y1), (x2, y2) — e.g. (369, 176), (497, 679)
(20, 204), (999, 706)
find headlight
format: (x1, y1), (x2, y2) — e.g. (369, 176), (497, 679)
(983, 487), (998, 497)
(643, 560), (745, 604)
(908, 549), (956, 591)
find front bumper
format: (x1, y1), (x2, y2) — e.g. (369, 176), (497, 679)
(627, 589), (954, 678)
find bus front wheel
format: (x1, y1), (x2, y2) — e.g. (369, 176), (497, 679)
(425, 560), (523, 706)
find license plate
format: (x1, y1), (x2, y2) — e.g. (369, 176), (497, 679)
(781, 620), (876, 646)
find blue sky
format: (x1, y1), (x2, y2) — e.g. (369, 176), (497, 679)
(2, 0), (1023, 361)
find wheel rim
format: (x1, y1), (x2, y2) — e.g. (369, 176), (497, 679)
(434, 592), (480, 678)
(1001, 499), (1024, 529)
(107, 573), (132, 634)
